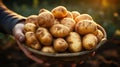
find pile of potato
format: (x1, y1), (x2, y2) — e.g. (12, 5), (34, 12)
(24, 6), (104, 53)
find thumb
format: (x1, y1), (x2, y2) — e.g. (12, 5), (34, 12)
(15, 30), (25, 42)
(13, 22), (25, 42)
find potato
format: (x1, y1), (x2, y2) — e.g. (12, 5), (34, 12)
(93, 29), (104, 41)
(53, 38), (68, 52)
(61, 18), (76, 31)
(66, 32), (82, 52)
(24, 23), (37, 33)
(65, 11), (73, 18)
(51, 6), (68, 18)
(75, 20), (97, 35)
(38, 11), (55, 27)
(50, 24), (70, 37)
(41, 46), (55, 53)
(39, 8), (49, 13)
(25, 32), (41, 50)
(75, 14), (93, 23)
(54, 19), (60, 24)
(82, 34), (98, 50)
(36, 27), (53, 46)
(71, 11), (80, 20)
(25, 15), (39, 26)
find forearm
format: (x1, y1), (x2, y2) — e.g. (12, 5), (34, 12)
(0, 2), (26, 34)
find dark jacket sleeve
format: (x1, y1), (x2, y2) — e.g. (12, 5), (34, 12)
(0, 1), (26, 34)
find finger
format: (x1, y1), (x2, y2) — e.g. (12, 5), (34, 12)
(13, 22), (25, 42)
(16, 40), (44, 64)
(15, 30), (25, 42)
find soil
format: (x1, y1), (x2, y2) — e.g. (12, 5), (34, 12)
(0, 38), (120, 67)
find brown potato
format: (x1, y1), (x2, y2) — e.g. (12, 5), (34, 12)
(25, 32), (41, 50)
(71, 11), (80, 20)
(51, 6), (68, 18)
(50, 24), (70, 37)
(65, 11), (73, 18)
(75, 14), (93, 23)
(82, 34), (98, 50)
(38, 11), (55, 27)
(53, 38), (68, 52)
(36, 27), (53, 46)
(39, 8), (49, 14)
(93, 29), (104, 41)
(75, 20), (97, 35)
(61, 18), (76, 31)
(41, 46), (55, 53)
(66, 32), (82, 52)
(24, 23), (37, 33)
(54, 19), (60, 24)
(25, 15), (39, 26)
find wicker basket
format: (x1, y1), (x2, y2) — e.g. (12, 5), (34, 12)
(19, 24), (107, 64)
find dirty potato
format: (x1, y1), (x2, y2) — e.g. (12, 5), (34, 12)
(50, 24), (70, 37)
(75, 14), (93, 23)
(65, 11), (73, 18)
(39, 8), (49, 13)
(82, 34), (98, 50)
(54, 19), (60, 24)
(38, 11), (55, 27)
(66, 32), (82, 52)
(25, 15), (39, 26)
(36, 27), (53, 46)
(61, 18), (76, 31)
(93, 29), (104, 41)
(41, 46), (55, 53)
(71, 11), (80, 20)
(53, 38), (68, 52)
(25, 32), (41, 50)
(24, 23), (37, 33)
(51, 6), (68, 18)
(75, 20), (97, 35)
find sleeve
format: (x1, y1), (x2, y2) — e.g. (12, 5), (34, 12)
(0, 1), (26, 34)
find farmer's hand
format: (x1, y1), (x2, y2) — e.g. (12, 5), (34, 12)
(13, 21), (50, 67)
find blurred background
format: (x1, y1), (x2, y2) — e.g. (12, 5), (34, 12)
(0, 0), (120, 67)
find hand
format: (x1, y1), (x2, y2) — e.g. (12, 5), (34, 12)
(13, 22), (50, 67)
(13, 22), (25, 42)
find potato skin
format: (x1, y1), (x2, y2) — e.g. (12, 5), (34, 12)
(53, 38), (68, 52)
(75, 14), (93, 23)
(93, 29), (104, 41)
(51, 6), (68, 18)
(66, 32), (82, 52)
(82, 34), (98, 50)
(65, 11), (73, 18)
(41, 46), (55, 53)
(25, 15), (39, 26)
(50, 24), (70, 37)
(38, 12), (55, 27)
(71, 11), (80, 20)
(25, 32), (41, 50)
(61, 18), (76, 31)
(75, 20), (97, 35)
(24, 23), (37, 33)
(36, 27), (53, 46)
(54, 19), (60, 25)
(39, 8), (49, 13)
